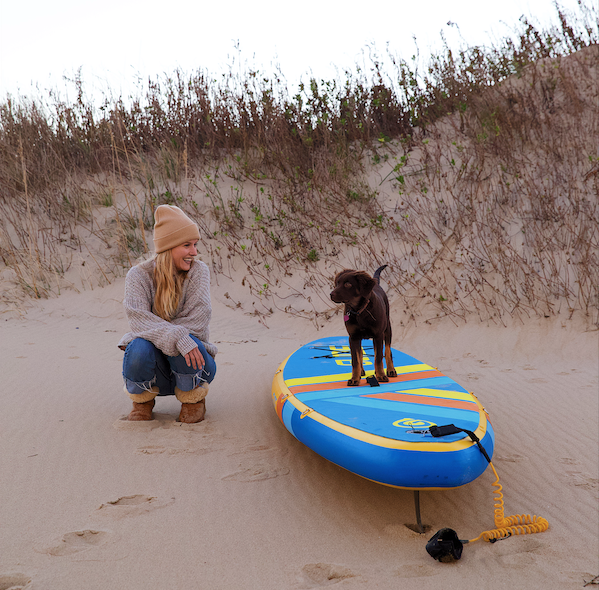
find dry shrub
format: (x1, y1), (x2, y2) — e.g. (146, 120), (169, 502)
(0, 3), (597, 326)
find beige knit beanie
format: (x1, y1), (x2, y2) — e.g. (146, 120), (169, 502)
(153, 205), (200, 253)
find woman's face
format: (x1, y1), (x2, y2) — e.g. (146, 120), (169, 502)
(171, 241), (198, 272)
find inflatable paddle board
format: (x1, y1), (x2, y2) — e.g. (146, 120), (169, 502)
(272, 336), (494, 490)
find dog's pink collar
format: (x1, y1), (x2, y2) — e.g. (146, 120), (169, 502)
(344, 298), (370, 321)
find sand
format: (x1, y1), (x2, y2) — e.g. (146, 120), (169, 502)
(0, 267), (597, 590)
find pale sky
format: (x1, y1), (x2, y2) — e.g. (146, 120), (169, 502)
(0, 0), (590, 102)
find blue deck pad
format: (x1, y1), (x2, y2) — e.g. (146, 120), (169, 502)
(294, 377), (459, 404)
(282, 338), (425, 381)
(307, 399), (479, 442)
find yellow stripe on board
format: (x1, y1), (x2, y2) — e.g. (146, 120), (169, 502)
(285, 363), (433, 387)
(396, 388), (476, 403)
(272, 359), (489, 454)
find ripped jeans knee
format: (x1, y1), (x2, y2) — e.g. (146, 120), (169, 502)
(124, 376), (157, 395)
(122, 336), (216, 396)
(171, 367), (214, 392)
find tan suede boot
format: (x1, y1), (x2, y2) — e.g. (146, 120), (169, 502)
(178, 399), (206, 423)
(175, 382), (209, 423)
(128, 398), (155, 421)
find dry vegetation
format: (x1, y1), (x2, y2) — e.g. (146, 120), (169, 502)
(0, 3), (597, 326)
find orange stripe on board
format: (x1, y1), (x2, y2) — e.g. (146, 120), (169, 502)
(362, 391), (478, 412)
(275, 394), (288, 422)
(288, 370), (444, 395)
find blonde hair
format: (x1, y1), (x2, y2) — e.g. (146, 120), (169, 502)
(153, 251), (185, 321)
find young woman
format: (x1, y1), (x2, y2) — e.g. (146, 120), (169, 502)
(118, 205), (217, 423)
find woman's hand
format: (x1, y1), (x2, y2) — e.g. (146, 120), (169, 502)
(185, 346), (205, 371)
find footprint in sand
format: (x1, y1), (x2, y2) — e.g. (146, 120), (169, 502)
(557, 458), (598, 489)
(300, 563), (356, 587)
(113, 416), (160, 431)
(557, 457), (580, 466)
(41, 529), (109, 557)
(221, 443), (290, 482)
(135, 445), (168, 455)
(94, 495), (174, 519)
(495, 453), (527, 463)
(221, 464), (290, 482)
(0, 573), (32, 590)
(563, 471), (599, 490)
(134, 423), (228, 456)
(136, 444), (216, 456)
(495, 537), (545, 568)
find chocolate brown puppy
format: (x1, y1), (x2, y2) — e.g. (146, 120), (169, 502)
(330, 265), (397, 386)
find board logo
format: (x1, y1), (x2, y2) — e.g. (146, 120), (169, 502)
(393, 418), (437, 429)
(329, 345), (373, 367)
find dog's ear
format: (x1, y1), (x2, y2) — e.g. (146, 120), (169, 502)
(355, 272), (377, 296)
(334, 270), (352, 285)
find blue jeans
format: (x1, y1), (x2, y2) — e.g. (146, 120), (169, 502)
(123, 336), (216, 396)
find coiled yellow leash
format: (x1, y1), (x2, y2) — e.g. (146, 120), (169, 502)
(468, 461), (549, 544)
(425, 423), (549, 561)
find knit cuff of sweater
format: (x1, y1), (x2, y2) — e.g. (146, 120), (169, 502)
(177, 334), (198, 357)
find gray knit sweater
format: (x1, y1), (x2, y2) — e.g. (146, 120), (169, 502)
(118, 258), (218, 358)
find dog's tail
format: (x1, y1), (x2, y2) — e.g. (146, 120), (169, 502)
(373, 264), (388, 284)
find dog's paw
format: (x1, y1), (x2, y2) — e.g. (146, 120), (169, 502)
(377, 374), (390, 382)
(347, 379), (361, 386)
(387, 369), (398, 378)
